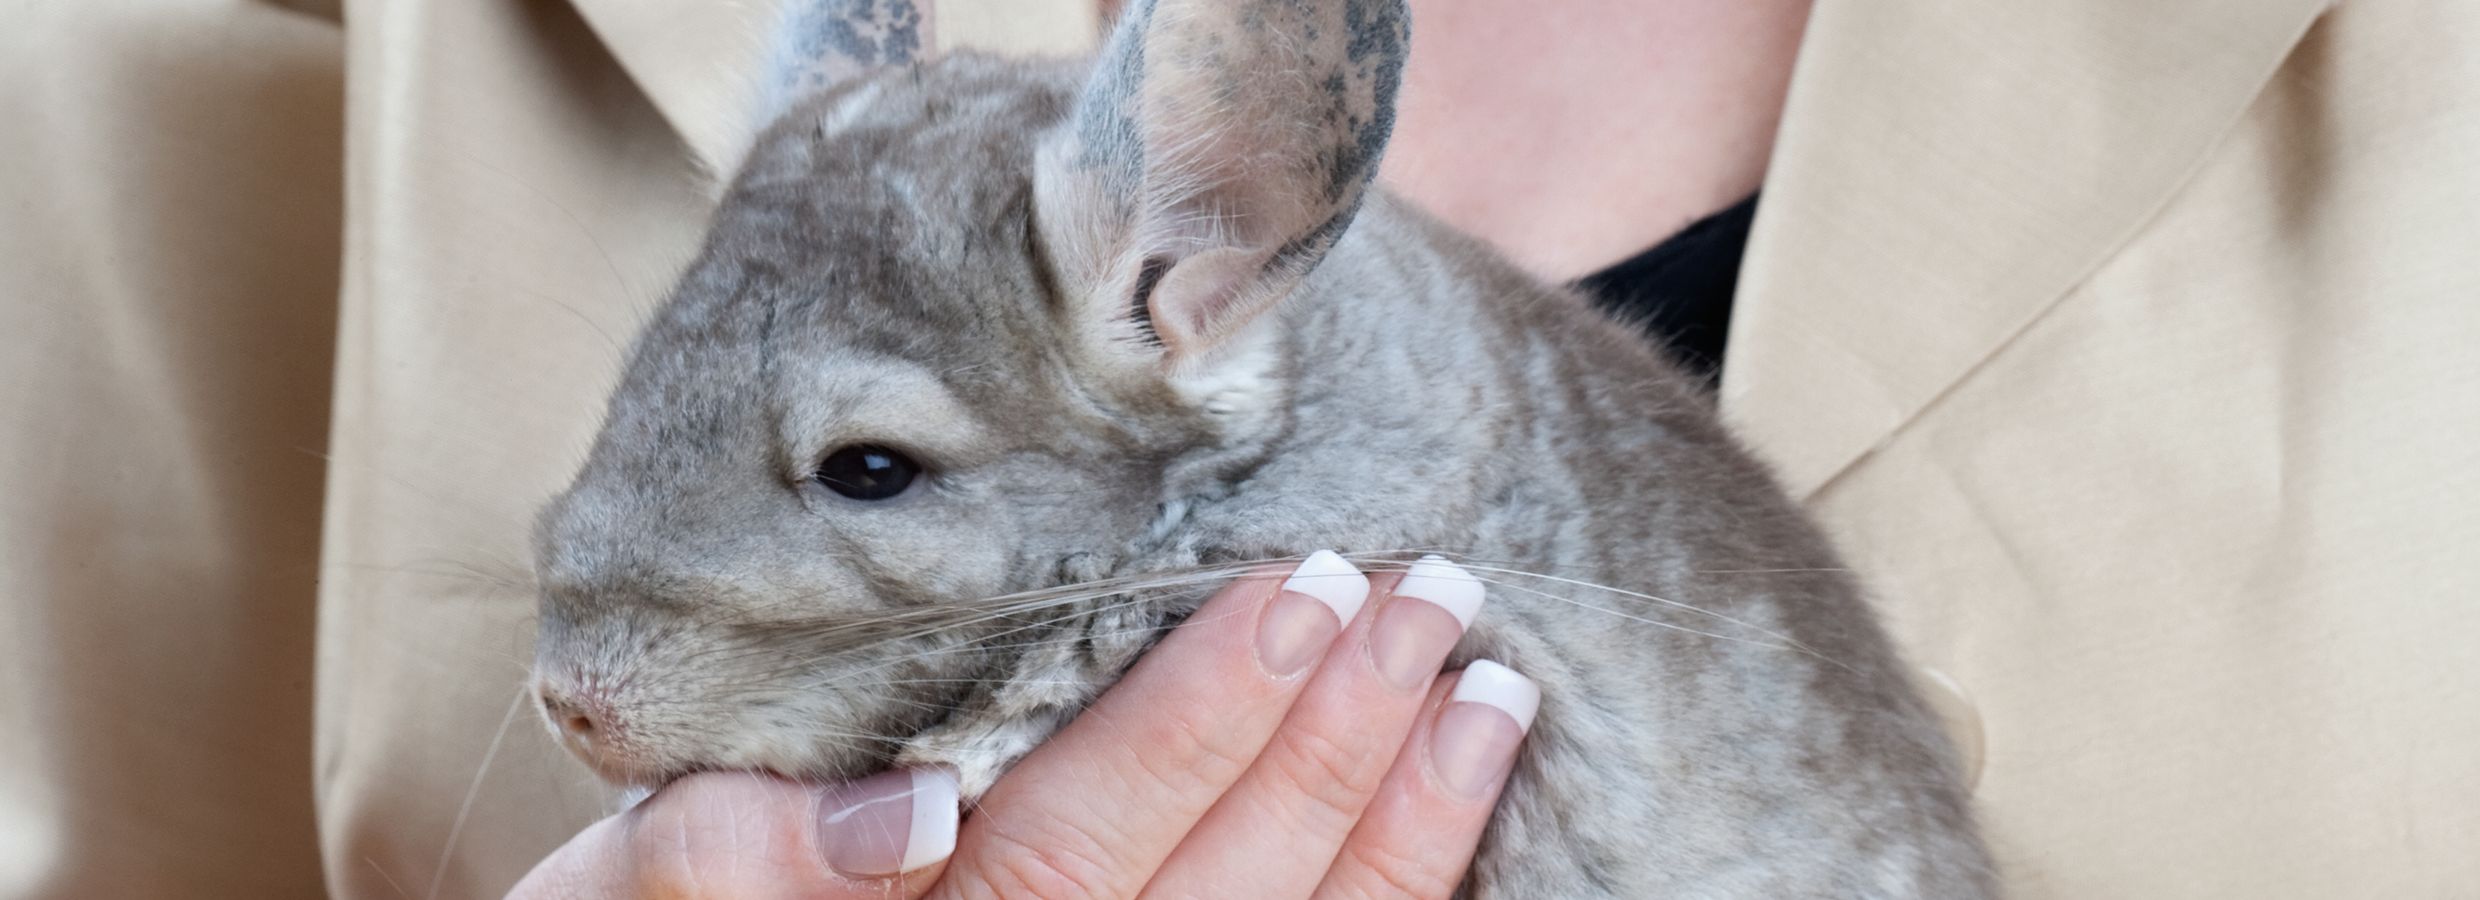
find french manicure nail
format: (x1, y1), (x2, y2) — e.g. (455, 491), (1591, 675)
(1284, 550), (1371, 623)
(1259, 551), (1369, 677)
(1431, 660), (1539, 801)
(815, 767), (960, 879)
(1372, 555), (1484, 690)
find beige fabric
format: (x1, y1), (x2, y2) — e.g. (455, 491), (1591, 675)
(0, 2), (340, 896)
(4, 0), (2475, 897)
(1729, 0), (2480, 895)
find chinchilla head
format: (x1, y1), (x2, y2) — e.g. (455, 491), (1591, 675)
(528, 0), (1409, 786)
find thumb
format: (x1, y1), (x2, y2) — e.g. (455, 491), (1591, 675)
(508, 768), (960, 899)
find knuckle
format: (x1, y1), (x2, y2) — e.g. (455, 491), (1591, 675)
(1262, 724), (1386, 825)
(953, 825), (1127, 900)
(1127, 706), (1258, 797)
(625, 806), (717, 899)
(1336, 840), (1461, 900)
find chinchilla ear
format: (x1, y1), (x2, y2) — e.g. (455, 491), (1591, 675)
(763, 0), (936, 113)
(1036, 0), (1410, 364)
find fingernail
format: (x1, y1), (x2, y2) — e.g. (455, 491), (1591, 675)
(1260, 550), (1368, 677)
(1371, 555), (1484, 690)
(1430, 660), (1538, 801)
(615, 785), (653, 812)
(1284, 550), (1371, 623)
(815, 767), (959, 879)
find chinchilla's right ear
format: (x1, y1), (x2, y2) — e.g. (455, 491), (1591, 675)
(1036, 0), (1410, 370)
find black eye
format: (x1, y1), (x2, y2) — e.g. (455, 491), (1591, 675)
(813, 445), (921, 500)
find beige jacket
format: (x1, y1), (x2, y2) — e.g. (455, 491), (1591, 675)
(3, 0), (2472, 897)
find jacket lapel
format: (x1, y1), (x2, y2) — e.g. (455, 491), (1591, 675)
(1723, 0), (2329, 499)
(564, 0), (1099, 180)
(566, 0), (781, 179)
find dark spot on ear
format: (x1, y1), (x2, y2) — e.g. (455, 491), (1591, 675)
(1267, 210), (1351, 277)
(820, 0), (925, 64)
(783, 0), (928, 95)
(1331, 0), (1407, 204)
(1129, 255), (1171, 345)
(1075, 0), (1154, 181)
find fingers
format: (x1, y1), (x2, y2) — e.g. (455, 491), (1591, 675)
(1316, 662), (1540, 900)
(1142, 556), (1486, 898)
(506, 768), (960, 900)
(931, 551), (1371, 899)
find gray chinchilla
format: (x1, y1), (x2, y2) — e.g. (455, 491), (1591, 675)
(528, 0), (1995, 894)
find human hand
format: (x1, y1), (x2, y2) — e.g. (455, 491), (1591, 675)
(507, 552), (1540, 899)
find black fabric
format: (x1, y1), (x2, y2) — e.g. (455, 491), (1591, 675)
(1574, 193), (1759, 385)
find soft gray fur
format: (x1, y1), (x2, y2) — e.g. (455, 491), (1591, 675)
(529, 0), (1995, 894)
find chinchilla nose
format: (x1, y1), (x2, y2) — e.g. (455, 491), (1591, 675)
(537, 680), (619, 763)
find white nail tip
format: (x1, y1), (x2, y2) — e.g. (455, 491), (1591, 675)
(902, 768), (960, 873)
(1283, 550), (1371, 624)
(1450, 660), (1540, 733)
(616, 785), (654, 812)
(1396, 554), (1486, 630)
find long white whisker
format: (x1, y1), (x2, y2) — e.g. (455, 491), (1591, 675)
(428, 686), (528, 900)
(1446, 561), (1825, 654)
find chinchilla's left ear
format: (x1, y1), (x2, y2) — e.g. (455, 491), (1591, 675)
(765, 0), (937, 113)
(1036, 0), (1411, 364)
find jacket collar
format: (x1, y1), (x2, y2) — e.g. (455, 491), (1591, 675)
(1722, 0), (2329, 498)
(566, 0), (782, 180)
(565, 0), (1099, 180)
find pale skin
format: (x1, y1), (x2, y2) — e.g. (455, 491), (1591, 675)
(1383, 0), (1811, 280)
(513, 2), (1811, 894)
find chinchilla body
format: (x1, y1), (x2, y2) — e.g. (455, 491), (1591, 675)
(527, 0), (1995, 895)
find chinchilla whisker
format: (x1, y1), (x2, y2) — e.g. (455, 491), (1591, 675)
(323, 561), (538, 592)
(733, 570), (1184, 639)
(1692, 566), (1854, 574)
(1444, 560), (1822, 650)
(776, 728), (900, 751)
(365, 857), (413, 900)
(660, 570), (1286, 686)
(696, 550), (1463, 686)
(738, 567), (1237, 649)
(776, 723), (913, 745)
(800, 688), (961, 714)
(508, 283), (628, 360)
(1468, 575), (1854, 673)
(864, 678), (1101, 688)
(733, 550), (1431, 649)
(429, 685), (529, 900)
(783, 592), (1241, 695)
(786, 625), (1112, 693)
(710, 553), (1420, 678)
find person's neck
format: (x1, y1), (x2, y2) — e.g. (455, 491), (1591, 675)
(1377, 0), (1811, 282)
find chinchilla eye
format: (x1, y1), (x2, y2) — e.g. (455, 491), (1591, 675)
(813, 445), (920, 500)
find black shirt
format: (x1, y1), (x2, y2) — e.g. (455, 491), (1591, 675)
(1573, 193), (1759, 386)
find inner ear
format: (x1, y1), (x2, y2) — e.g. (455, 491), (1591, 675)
(1143, 247), (1279, 356)
(1036, 0), (1410, 364)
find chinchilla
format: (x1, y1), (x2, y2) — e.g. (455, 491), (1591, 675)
(526, 0), (1995, 894)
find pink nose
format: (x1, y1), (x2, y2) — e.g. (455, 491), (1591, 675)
(538, 682), (616, 762)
